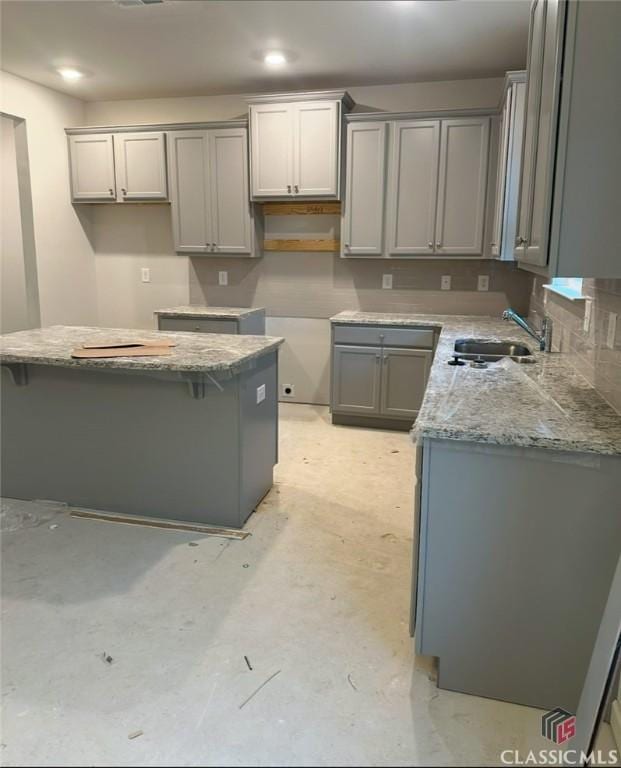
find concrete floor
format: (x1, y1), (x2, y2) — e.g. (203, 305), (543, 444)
(0, 404), (584, 766)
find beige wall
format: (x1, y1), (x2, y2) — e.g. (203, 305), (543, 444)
(0, 71), (98, 327)
(83, 77), (504, 125)
(530, 277), (621, 415)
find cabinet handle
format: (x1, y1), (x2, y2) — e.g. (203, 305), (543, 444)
(109, 188), (114, 195)
(436, 242), (442, 248)
(287, 185), (292, 193)
(491, 242), (497, 247)
(344, 243), (350, 250)
(194, 326), (200, 331)
(375, 354), (380, 361)
(428, 241), (433, 248)
(383, 355), (388, 363)
(121, 188), (127, 195)
(379, 333), (385, 340)
(294, 184), (299, 193)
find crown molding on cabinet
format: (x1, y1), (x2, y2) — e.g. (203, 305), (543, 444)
(346, 107), (497, 123)
(246, 89), (354, 111)
(65, 119), (248, 135)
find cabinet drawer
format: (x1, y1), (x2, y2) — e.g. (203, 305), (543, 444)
(157, 317), (238, 334)
(333, 324), (434, 349)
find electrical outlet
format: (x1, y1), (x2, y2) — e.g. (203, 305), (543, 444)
(256, 384), (266, 404)
(141, 267), (150, 283)
(441, 275), (451, 291)
(583, 300), (593, 333)
(382, 273), (393, 290)
(607, 312), (617, 349)
(218, 271), (228, 286)
(281, 383), (295, 398)
(477, 275), (489, 292)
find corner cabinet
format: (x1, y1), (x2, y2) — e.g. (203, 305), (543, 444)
(68, 130), (168, 203)
(516, 0), (620, 277)
(248, 91), (353, 200)
(167, 126), (259, 257)
(342, 115), (490, 258)
(491, 72), (526, 260)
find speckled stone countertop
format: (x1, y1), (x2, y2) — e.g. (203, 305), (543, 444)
(154, 305), (265, 319)
(330, 311), (621, 456)
(0, 326), (283, 376)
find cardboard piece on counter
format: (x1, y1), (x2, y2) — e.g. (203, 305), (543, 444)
(81, 338), (176, 349)
(71, 346), (174, 359)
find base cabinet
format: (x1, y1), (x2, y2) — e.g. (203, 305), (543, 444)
(412, 437), (621, 711)
(157, 312), (266, 335)
(330, 324), (434, 430)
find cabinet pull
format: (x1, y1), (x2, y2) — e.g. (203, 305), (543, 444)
(287, 185), (292, 194)
(294, 184), (299, 193)
(109, 188), (114, 195)
(121, 188), (127, 195)
(436, 241), (442, 248)
(344, 243), (350, 250)
(428, 241), (433, 248)
(375, 354), (380, 361)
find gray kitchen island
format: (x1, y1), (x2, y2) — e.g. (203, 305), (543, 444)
(0, 325), (283, 528)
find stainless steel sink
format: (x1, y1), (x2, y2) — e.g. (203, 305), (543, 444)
(453, 339), (534, 363)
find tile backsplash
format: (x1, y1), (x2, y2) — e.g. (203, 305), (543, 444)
(530, 277), (621, 414)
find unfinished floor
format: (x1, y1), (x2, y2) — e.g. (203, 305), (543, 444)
(2, 404), (558, 766)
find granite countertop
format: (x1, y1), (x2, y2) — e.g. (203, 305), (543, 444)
(0, 326), (283, 376)
(154, 305), (265, 319)
(330, 311), (621, 457)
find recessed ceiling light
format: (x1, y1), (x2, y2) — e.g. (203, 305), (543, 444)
(56, 67), (84, 82)
(264, 51), (287, 67)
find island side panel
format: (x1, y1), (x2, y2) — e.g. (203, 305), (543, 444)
(0, 364), (244, 526)
(238, 312), (266, 335)
(237, 350), (278, 526)
(415, 438), (621, 712)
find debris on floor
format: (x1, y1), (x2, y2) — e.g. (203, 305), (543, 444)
(188, 542), (199, 547)
(1, 498), (66, 532)
(238, 670), (281, 710)
(127, 730), (143, 740)
(244, 655), (253, 670)
(347, 673), (358, 691)
(101, 653), (113, 665)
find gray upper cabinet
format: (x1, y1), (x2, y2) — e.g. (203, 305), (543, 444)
(69, 131), (167, 203)
(168, 127), (256, 257)
(208, 128), (252, 254)
(341, 122), (387, 257)
(68, 134), (116, 201)
(167, 131), (211, 253)
(248, 92), (351, 200)
(113, 132), (168, 201)
(515, 0), (621, 277)
(386, 121), (440, 256)
(331, 345), (382, 415)
(516, 0), (563, 268)
(380, 348), (432, 420)
(435, 118), (489, 255)
(491, 72), (526, 260)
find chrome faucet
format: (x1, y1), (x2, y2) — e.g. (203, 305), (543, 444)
(502, 308), (553, 352)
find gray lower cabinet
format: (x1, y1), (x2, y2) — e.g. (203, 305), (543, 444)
(331, 324), (433, 429)
(412, 437), (621, 711)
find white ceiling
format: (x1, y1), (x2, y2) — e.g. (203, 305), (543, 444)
(0, 0), (530, 102)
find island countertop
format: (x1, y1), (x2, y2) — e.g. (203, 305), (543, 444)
(154, 305), (265, 320)
(330, 311), (621, 456)
(0, 325), (283, 376)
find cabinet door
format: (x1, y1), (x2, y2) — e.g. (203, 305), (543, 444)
(208, 128), (252, 255)
(522, 0), (563, 266)
(491, 89), (513, 258)
(386, 120), (440, 255)
(249, 103), (293, 197)
(516, 0), (547, 261)
(114, 132), (167, 200)
(292, 101), (339, 197)
(342, 122), (387, 257)
(167, 131), (211, 253)
(69, 134), (116, 201)
(380, 347), (432, 420)
(331, 345), (381, 415)
(435, 118), (489, 255)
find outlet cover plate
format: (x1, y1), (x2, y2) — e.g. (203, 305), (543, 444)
(141, 267), (150, 283)
(218, 271), (228, 286)
(382, 274), (393, 290)
(256, 384), (266, 404)
(584, 300), (593, 333)
(477, 275), (489, 291)
(441, 275), (451, 291)
(607, 312), (617, 349)
(281, 383), (295, 398)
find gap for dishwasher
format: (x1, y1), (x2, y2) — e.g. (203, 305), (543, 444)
(70, 509), (250, 539)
